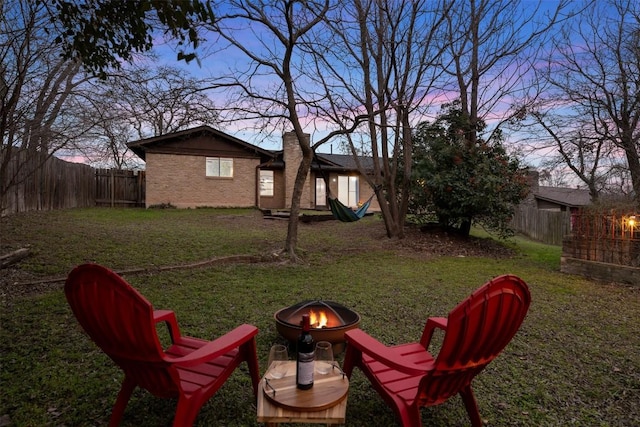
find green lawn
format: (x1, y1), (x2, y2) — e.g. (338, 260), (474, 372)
(1, 208), (638, 426)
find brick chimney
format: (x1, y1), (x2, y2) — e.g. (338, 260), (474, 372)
(283, 131), (313, 209)
(527, 169), (540, 193)
(523, 168), (539, 207)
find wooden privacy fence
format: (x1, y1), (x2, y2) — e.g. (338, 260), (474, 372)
(561, 209), (640, 285)
(510, 205), (571, 246)
(2, 154), (145, 216)
(95, 169), (145, 208)
(2, 154), (95, 216)
(563, 211), (640, 267)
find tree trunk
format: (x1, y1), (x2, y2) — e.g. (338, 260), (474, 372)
(459, 219), (472, 237)
(626, 149), (640, 209)
(378, 194), (403, 239)
(284, 136), (314, 259)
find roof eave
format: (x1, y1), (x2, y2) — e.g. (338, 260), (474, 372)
(125, 125), (276, 159)
(534, 194), (587, 208)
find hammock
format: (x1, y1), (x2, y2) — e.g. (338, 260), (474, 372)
(313, 149), (379, 223)
(328, 195), (374, 223)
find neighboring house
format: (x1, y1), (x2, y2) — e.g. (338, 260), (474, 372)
(127, 126), (380, 211)
(521, 170), (592, 213)
(512, 170), (592, 245)
(533, 186), (592, 212)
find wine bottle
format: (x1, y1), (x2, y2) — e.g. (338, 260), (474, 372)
(296, 314), (314, 390)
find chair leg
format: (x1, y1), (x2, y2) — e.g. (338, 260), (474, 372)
(460, 385), (482, 427)
(398, 403), (422, 427)
(242, 339), (261, 397)
(109, 376), (136, 427)
(173, 396), (199, 427)
(342, 345), (360, 378)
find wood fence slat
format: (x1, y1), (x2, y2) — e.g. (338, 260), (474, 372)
(2, 154), (145, 216)
(510, 206), (571, 246)
(94, 168), (145, 208)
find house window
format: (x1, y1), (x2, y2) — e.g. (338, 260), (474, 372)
(338, 175), (359, 207)
(315, 177), (327, 206)
(260, 170), (274, 196)
(206, 157), (233, 177)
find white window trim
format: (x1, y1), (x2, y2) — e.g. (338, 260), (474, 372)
(338, 175), (359, 207)
(260, 170), (274, 196)
(206, 157), (233, 177)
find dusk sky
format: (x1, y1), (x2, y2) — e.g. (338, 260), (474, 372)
(147, 0), (597, 165)
(103, 0), (634, 191)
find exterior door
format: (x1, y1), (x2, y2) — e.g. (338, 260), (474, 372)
(338, 175), (359, 207)
(315, 178), (327, 207)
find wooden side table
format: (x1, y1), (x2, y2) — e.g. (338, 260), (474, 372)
(257, 361), (348, 426)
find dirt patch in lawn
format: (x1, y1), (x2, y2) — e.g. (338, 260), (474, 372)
(397, 224), (516, 259)
(293, 214), (515, 261)
(0, 212), (514, 301)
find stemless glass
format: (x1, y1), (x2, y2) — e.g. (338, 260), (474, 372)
(315, 341), (333, 375)
(267, 344), (288, 379)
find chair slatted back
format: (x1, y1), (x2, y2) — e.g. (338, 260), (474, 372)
(420, 275), (530, 405)
(65, 264), (180, 397)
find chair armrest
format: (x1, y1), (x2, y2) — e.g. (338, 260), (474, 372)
(168, 324), (259, 367)
(420, 316), (447, 348)
(345, 329), (433, 376)
(154, 309), (182, 342)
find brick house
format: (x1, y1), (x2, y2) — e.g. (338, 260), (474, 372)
(127, 126), (380, 211)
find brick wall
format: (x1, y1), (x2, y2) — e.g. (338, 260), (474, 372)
(360, 181), (380, 211)
(283, 132), (313, 209)
(145, 153), (259, 208)
(561, 256), (640, 285)
(259, 170), (286, 209)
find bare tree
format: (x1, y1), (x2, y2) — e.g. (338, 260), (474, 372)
(307, 0), (451, 238)
(538, 165), (571, 188)
(69, 64), (220, 169)
(530, 0), (640, 205)
(433, 0), (574, 234)
(40, 0), (343, 256)
(205, 0), (377, 257)
(114, 65), (220, 138)
(1, 0), (92, 214)
(443, 0), (572, 145)
(2, 1), (216, 213)
(529, 110), (617, 200)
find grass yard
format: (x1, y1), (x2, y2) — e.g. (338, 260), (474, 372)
(1, 208), (638, 426)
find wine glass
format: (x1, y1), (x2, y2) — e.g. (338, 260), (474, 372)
(315, 341), (334, 375)
(267, 344), (288, 379)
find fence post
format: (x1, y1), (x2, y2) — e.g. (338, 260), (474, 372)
(110, 169), (115, 207)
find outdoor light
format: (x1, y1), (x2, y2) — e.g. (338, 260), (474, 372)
(621, 215), (638, 239)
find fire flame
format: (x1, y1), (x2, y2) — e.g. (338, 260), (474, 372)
(309, 309), (328, 328)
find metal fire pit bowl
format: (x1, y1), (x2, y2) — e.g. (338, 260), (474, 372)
(274, 300), (361, 355)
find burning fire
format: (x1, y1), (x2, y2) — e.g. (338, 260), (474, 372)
(309, 309), (328, 328)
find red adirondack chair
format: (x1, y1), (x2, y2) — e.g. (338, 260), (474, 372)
(65, 263), (261, 427)
(343, 274), (531, 427)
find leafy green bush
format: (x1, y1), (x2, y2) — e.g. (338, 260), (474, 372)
(409, 101), (529, 238)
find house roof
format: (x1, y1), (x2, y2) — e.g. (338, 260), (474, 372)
(127, 125), (374, 174)
(311, 153), (377, 173)
(127, 125), (275, 161)
(260, 151), (376, 173)
(534, 186), (591, 208)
